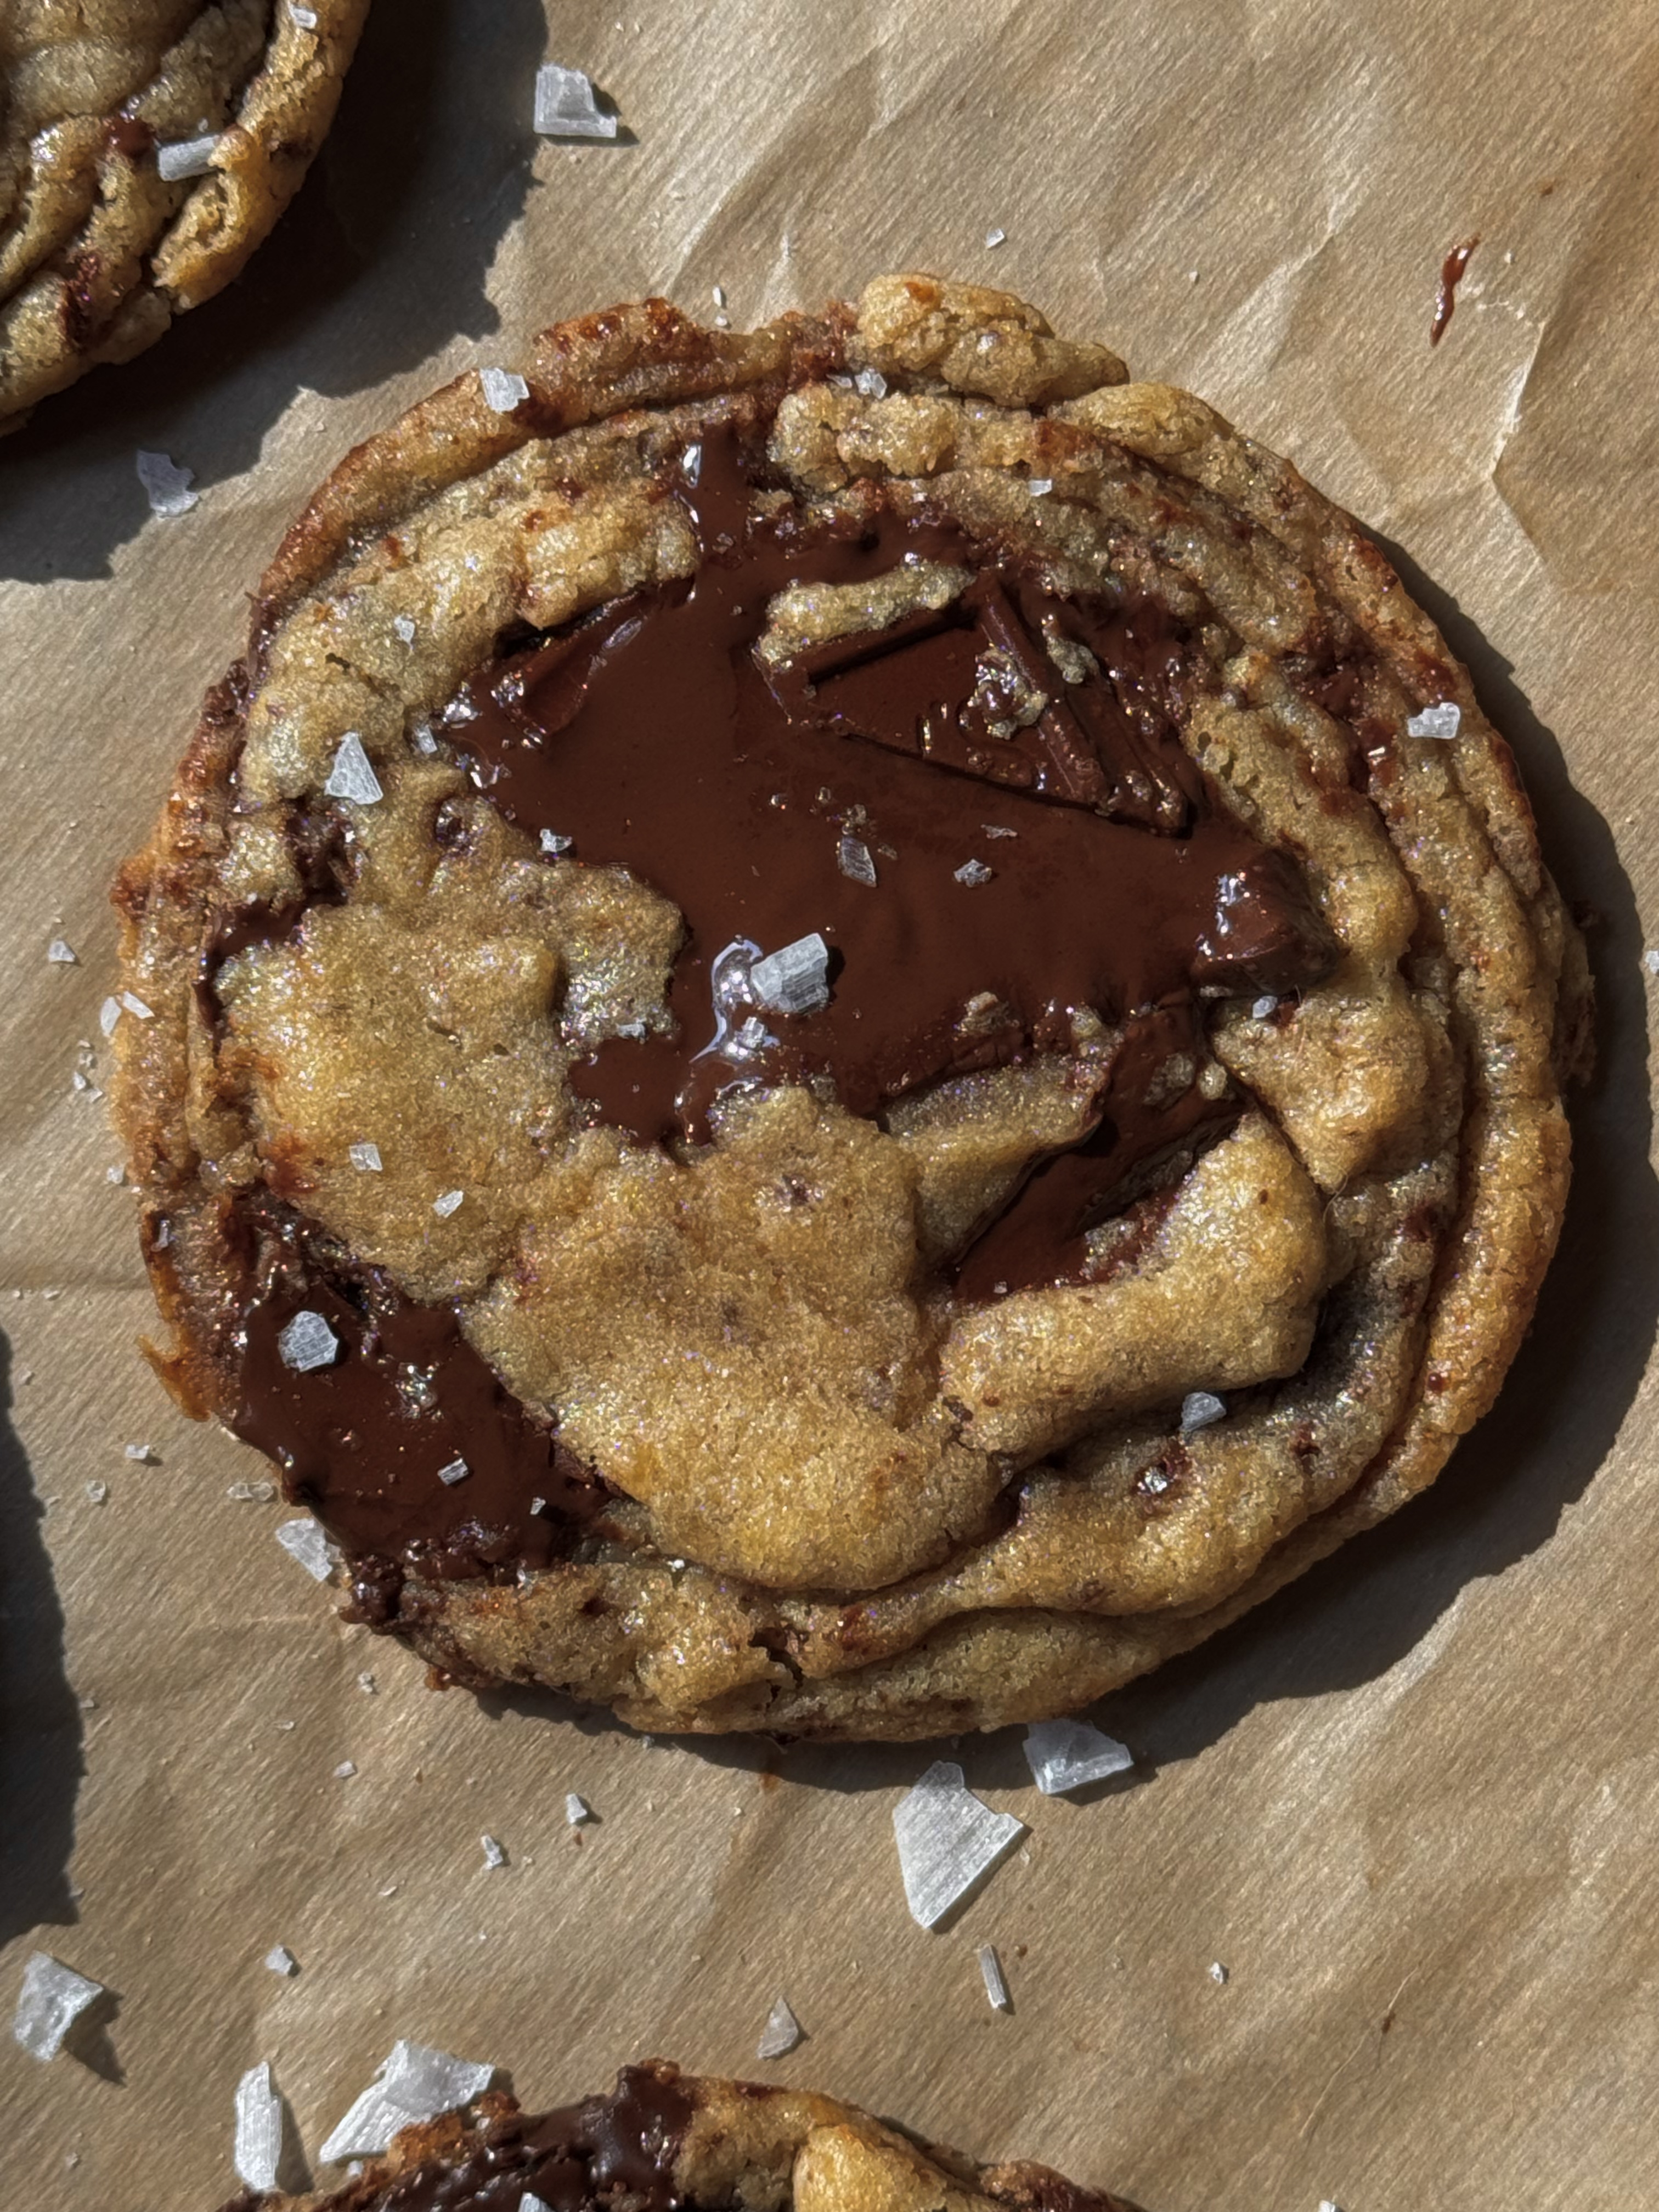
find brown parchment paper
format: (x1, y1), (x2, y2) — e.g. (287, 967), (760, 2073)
(3, 2), (1657, 2207)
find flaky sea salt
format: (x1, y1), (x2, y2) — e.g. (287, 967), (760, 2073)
(265, 1945), (300, 1977)
(1209, 1961), (1229, 1984)
(1181, 1390), (1227, 1435)
(349, 1141), (383, 1172)
(480, 367), (530, 414)
(1406, 701), (1462, 741)
(1252, 995), (1278, 1020)
(954, 859), (993, 887)
(276, 1517), (337, 1582)
(157, 133), (217, 180)
(278, 1308), (339, 1372)
(565, 1792), (594, 1826)
(983, 824), (1017, 838)
(533, 63), (619, 139)
(234, 2061), (284, 2192)
(838, 834), (877, 886)
(984, 225), (1007, 248)
(137, 449), (198, 516)
(539, 829), (574, 856)
(121, 991), (154, 1019)
(47, 939), (76, 963)
(100, 995), (122, 1036)
(1023, 1718), (1134, 1796)
(1644, 948), (1659, 978)
(12, 1954), (104, 2061)
(227, 1480), (275, 1502)
(124, 1442), (156, 1463)
(481, 1835), (507, 1869)
(85, 1481), (108, 1504)
(433, 1188), (464, 1218)
(323, 731), (383, 804)
(319, 2041), (495, 2162)
(755, 1996), (803, 2059)
(291, 3), (319, 25)
(854, 366), (888, 398)
(751, 933), (831, 1017)
(438, 1457), (470, 1487)
(893, 1762), (1026, 1929)
(358, 1671), (376, 1693)
(393, 616), (417, 645)
(1026, 477), (1053, 495)
(335, 1760), (357, 1780)
(978, 1943), (1011, 2011)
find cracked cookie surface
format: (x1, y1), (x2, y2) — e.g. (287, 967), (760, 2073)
(0, 0), (370, 432)
(113, 275), (1589, 1739)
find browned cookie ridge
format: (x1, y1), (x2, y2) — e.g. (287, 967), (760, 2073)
(0, 0), (371, 433)
(111, 275), (1590, 1739)
(212, 2059), (1143, 2212)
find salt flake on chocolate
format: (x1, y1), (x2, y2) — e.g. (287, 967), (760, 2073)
(1181, 1390), (1227, 1435)
(157, 133), (218, 179)
(539, 830), (574, 856)
(324, 732), (383, 805)
(438, 1457), (470, 1486)
(1023, 1718), (1133, 1796)
(480, 368), (530, 414)
(838, 834), (878, 887)
(234, 2061), (284, 2192)
(893, 1761), (1025, 1928)
(276, 1517), (338, 1582)
(137, 449), (198, 516)
(755, 1995), (804, 2059)
(751, 933), (831, 1017)
(433, 1188), (465, 1217)
(12, 1953), (104, 2061)
(1251, 995), (1278, 1020)
(121, 990), (154, 1019)
(523, 2197), (557, 2212)
(955, 860), (993, 887)
(533, 63), (619, 140)
(319, 2041), (495, 2163)
(1406, 702), (1462, 740)
(278, 1308), (339, 1372)
(349, 1141), (383, 1172)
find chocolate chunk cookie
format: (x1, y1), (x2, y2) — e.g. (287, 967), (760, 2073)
(214, 2059), (1142, 2212)
(111, 276), (1590, 1738)
(0, 0), (371, 433)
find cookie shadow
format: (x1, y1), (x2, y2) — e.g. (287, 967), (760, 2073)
(0, 0), (546, 583)
(0, 1328), (86, 1945)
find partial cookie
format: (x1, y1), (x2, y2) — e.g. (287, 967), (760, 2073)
(112, 275), (1590, 1740)
(215, 2059), (1142, 2212)
(0, 0), (371, 433)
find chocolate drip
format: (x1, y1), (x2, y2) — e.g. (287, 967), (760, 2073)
(366, 2065), (696, 2212)
(229, 1204), (603, 1583)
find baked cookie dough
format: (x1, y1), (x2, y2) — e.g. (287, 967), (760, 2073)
(112, 275), (1590, 1739)
(215, 2059), (1142, 2212)
(0, 0), (371, 433)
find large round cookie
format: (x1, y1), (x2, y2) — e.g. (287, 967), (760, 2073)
(0, 0), (371, 433)
(215, 2059), (1142, 2212)
(112, 276), (1590, 1739)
